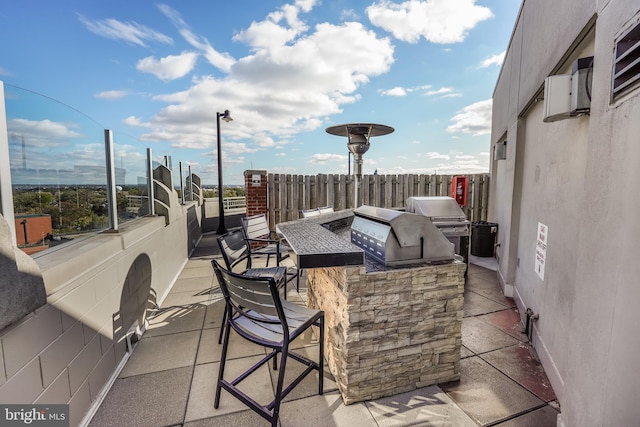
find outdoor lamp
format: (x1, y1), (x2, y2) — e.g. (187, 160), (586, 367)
(216, 109), (233, 235)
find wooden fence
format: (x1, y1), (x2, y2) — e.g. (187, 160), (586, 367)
(267, 173), (490, 227)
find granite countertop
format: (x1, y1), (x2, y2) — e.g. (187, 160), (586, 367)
(276, 210), (364, 269)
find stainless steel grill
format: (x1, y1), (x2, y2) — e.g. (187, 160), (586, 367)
(350, 205), (455, 266)
(405, 196), (470, 262)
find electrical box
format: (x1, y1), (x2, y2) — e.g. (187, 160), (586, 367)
(543, 56), (593, 123)
(543, 74), (572, 122)
(494, 141), (507, 160)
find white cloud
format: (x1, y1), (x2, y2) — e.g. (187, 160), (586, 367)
(157, 4), (236, 72)
(340, 9), (360, 21)
(7, 118), (82, 147)
(224, 142), (258, 155)
(78, 14), (173, 47)
(95, 90), (129, 100)
(138, 4), (395, 158)
(376, 155), (488, 174)
(123, 116), (151, 128)
(136, 51), (199, 81)
(380, 87), (408, 96)
(233, 1), (314, 49)
(426, 151), (450, 160)
(253, 134), (292, 148)
(381, 84), (434, 96)
(309, 153), (348, 164)
(269, 166), (298, 174)
(5, 119), (109, 172)
(480, 51), (505, 68)
(447, 98), (492, 136)
(366, 0), (493, 44)
(425, 87), (460, 97)
(0, 67), (11, 76)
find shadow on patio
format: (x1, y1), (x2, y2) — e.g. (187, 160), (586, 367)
(88, 233), (560, 427)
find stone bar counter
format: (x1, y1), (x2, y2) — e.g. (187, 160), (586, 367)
(277, 211), (466, 404)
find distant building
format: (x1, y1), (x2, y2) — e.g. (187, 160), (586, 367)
(14, 213), (52, 255)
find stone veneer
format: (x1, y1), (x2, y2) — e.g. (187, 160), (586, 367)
(307, 260), (465, 404)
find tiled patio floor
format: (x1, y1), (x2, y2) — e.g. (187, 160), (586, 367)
(89, 233), (560, 427)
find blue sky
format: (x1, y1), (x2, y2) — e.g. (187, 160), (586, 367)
(1, 0), (520, 185)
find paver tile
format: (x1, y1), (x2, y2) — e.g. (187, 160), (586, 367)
(441, 356), (544, 426)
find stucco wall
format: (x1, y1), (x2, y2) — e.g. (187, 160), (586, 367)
(490, 0), (640, 425)
(514, 96), (590, 401)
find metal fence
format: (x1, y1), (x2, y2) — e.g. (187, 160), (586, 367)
(223, 196), (247, 210)
(267, 173), (490, 226)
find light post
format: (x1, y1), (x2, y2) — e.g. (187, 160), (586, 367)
(216, 109), (233, 234)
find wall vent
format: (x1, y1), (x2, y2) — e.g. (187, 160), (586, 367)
(612, 20), (640, 100)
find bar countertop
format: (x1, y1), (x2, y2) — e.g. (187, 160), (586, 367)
(276, 210), (364, 269)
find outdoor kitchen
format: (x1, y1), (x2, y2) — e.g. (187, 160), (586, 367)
(276, 200), (467, 404)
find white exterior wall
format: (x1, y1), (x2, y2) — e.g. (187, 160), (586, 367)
(491, 1), (640, 426)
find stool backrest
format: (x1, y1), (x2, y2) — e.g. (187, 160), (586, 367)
(242, 214), (272, 240)
(212, 260), (288, 342)
(217, 228), (251, 271)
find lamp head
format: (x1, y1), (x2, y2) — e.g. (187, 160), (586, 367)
(220, 109), (233, 122)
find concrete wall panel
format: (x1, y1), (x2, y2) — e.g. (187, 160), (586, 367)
(517, 0), (597, 113)
(491, 0), (640, 425)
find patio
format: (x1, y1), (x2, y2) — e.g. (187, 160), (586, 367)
(88, 232), (559, 427)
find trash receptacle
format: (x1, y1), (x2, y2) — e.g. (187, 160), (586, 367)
(471, 221), (498, 257)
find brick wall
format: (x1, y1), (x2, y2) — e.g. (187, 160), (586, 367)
(307, 261), (466, 404)
(15, 214), (52, 246)
(244, 170), (267, 217)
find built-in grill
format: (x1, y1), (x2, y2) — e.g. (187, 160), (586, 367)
(351, 205), (456, 266)
(405, 197), (470, 263)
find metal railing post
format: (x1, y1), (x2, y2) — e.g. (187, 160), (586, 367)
(179, 161), (184, 205)
(187, 165), (192, 202)
(104, 129), (118, 231)
(146, 148), (155, 216)
(0, 81), (17, 244)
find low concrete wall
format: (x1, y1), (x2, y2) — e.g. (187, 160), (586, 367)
(307, 261), (465, 404)
(0, 214), (47, 331)
(0, 207), (194, 426)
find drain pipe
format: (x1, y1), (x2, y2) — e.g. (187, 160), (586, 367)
(523, 308), (539, 342)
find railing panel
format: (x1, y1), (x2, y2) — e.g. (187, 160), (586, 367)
(113, 133), (151, 224)
(5, 84), (110, 254)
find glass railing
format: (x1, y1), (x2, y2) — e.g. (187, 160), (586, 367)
(3, 84), (152, 255)
(112, 133), (151, 223)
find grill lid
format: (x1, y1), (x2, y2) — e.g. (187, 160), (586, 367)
(352, 205), (455, 266)
(405, 196), (467, 221)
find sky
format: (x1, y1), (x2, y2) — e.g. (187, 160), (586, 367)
(0, 0), (520, 186)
